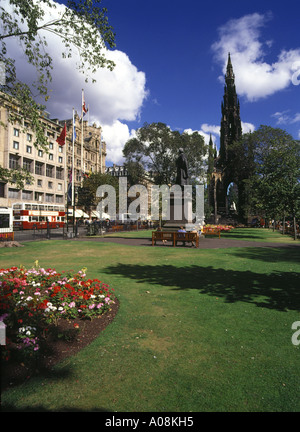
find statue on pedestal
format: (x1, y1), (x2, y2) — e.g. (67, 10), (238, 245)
(175, 148), (189, 187)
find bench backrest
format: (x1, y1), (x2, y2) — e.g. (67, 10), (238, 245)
(175, 232), (197, 240)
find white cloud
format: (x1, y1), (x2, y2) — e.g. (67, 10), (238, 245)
(212, 12), (300, 101)
(272, 110), (300, 126)
(3, 0), (148, 164)
(184, 126), (218, 148)
(200, 123), (220, 137)
(101, 121), (136, 165)
(241, 122), (255, 134)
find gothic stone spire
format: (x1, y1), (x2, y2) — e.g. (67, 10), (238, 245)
(219, 53), (242, 165)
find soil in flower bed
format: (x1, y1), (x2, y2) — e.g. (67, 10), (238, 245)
(1, 298), (119, 391)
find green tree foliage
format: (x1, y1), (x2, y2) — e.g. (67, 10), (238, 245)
(231, 126), (300, 227)
(0, 0), (115, 186)
(77, 172), (119, 215)
(123, 122), (207, 186)
(0, 165), (33, 190)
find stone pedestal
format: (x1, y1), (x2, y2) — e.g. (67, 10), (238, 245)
(162, 191), (193, 232)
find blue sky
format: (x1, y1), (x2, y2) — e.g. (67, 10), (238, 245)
(4, 0), (300, 164)
(101, 0), (300, 141)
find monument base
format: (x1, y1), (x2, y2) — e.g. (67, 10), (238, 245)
(162, 193), (193, 232)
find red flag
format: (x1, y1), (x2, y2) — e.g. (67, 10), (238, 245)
(56, 123), (66, 146)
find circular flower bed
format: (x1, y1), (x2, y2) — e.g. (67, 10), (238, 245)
(0, 261), (116, 364)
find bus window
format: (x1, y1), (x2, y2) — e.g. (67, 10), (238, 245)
(32, 216), (38, 222)
(40, 205), (45, 211)
(39, 216), (46, 222)
(54, 206), (59, 211)
(32, 205), (38, 210)
(25, 204), (31, 210)
(0, 214), (10, 228)
(48, 206), (53, 211)
(13, 204), (22, 209)
(14, 215), (21, 220)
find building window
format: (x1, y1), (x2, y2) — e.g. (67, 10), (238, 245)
(38, 150), (43, 157)
(58, 183), (62, 191)
(58, 156), (63, 164)
(49, 142), (53, 150)
(13, 141), (19, 150)
(26, 145), (32, 154)
(56, 195), (63, 203)
(58, 146), (63, 153)
(48, 181), (53, 189)
(56, 167), (64, 179)
(8, 188), (20, 199)
(9, 154), (19, 170)
(45, 193), (54, 203)
(37, 179), (42, 187)
(49, 153), (54, 160)
(22, 190), (33, 200)
(35, 192), (43, 202)
(13, 128), (19, 137)
(35, 161), (44, 176)
(27, 133), (32, 142)
(23, 158), (33, 173)
(46, 164), (54, 178)
(0, 182), (5, 198)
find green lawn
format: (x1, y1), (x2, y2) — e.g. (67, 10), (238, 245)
(104, 226), (299, 244)
(1, 230), (300, 412)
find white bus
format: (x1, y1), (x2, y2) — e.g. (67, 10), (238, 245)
(0, 207), (14, 241)
(12, 202), (65, 230)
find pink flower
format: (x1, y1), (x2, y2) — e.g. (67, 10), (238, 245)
(89, 304), (95, 310)
(69, 301), (76, 308)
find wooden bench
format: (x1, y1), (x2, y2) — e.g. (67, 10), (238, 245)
(152, 231), (199, 248)
(175, 232), (199, 248)
(202, 227), (221, 239)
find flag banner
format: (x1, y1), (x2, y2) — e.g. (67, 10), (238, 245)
(80, 92), (89, 121)
(83, 100), (88, 116)
(72, 118), (76, 141)
(56, 123), (66, 146)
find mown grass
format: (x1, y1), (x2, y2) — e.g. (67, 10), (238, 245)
(1, 230), (300, 412)
(104, 227), (299, 244)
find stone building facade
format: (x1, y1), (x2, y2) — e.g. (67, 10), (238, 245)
(0, 93), (106, 211)
(0, 92), (66, 208)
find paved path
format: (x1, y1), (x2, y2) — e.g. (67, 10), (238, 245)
(73, 235), (300, 249)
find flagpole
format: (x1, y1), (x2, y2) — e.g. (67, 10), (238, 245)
(72, 108), (75, 208)
(63, 121), (67, 232)
(100, 131), (103, 174)
(81, 89), (84, 184)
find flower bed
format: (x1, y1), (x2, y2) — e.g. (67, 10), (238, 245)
(204, 224), (234, 232)
(0, 262), (116, 363)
